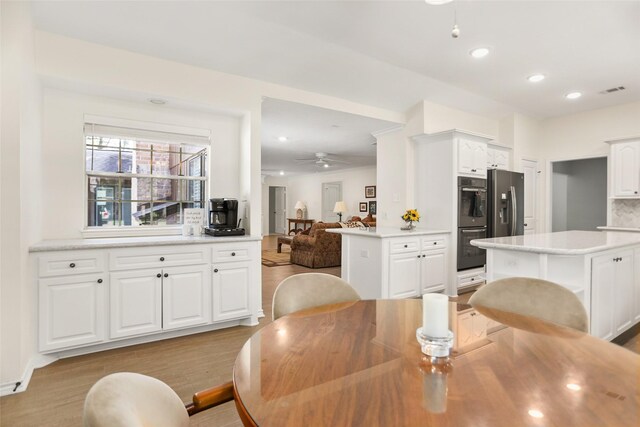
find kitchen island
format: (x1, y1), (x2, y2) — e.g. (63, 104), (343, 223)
(471, 230), (640, 340)
(327, 227), (452, 299)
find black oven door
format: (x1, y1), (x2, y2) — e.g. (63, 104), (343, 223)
(457, 227), (487, 271)
(458, 187), (487, 228)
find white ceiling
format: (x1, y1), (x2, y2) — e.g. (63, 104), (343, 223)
(261, 98), (398, 176)
(30, 0), (640, 175)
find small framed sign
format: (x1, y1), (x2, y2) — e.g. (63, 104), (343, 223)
(369, 201), (377, 215)
(359, 202), (368, 212)
(184, 208), (206, 235)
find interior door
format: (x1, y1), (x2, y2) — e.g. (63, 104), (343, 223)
(521, 159), (538, 234)
(274, 187), (286, 234)
(322, 182), (342, 222)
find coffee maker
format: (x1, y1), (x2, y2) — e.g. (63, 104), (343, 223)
(205, 198), (245, 236)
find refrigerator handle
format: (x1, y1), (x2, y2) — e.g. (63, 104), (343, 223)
(510, 185), (517, 236)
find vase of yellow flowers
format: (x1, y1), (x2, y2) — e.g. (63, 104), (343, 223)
(401, 209), (420, 230)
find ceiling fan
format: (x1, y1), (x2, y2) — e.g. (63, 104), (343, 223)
(294, 152), (350, 168)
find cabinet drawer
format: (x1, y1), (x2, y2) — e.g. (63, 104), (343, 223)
(110, 246), (209, 271)
(457, 272), (485, 288)
(421, 238), (446, 250)
(212, 243), (253, 263)
(389, 238), (420, 254)
(39, 251), (106, 277)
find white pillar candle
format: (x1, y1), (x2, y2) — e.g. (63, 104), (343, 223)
(422, 293), (449, 338)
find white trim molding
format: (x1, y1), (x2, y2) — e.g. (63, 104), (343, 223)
(0, 354), (57, 397)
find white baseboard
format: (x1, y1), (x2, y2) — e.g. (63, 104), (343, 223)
(0, 354), (57, 397)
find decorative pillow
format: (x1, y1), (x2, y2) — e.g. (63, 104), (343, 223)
(342, 221), (365, 228)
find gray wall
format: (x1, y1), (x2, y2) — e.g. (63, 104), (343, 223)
(552, 157), (607, 231)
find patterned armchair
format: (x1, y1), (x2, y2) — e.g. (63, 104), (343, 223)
(290, 222), (342, 268)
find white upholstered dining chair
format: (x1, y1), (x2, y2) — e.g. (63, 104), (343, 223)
(272, 273), (361, 320)
(83, 372), (234, 427)
(469, 277), (589, 332)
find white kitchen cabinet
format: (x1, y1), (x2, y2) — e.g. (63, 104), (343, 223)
(389, 236), (447, 298)
(39, 273), (107, 352)
(163, 265), (211, 330)
(458, 139), (487, 177)
(33, 237), (261, 355)
(610, 140), (640, 198)
(212, 261), (251, 321)
(389, 252), (421, 299)
(486, 146), (510, 170)
(110, 269), (163, 339)
(591, 250), (634, 340)
(635, 248), (640, 323)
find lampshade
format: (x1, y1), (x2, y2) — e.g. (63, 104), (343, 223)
(333, 201), (348, 213)
(294, 201), (306, 210)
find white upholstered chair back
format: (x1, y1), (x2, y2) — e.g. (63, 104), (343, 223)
(83, 372), (189, 427)
(272, 273), (360, 320)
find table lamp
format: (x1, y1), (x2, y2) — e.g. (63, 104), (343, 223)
(294, 201), (306, 219)
(333, 201), (347, 222)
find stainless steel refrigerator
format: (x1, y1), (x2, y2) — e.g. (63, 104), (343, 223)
(487, 169), (525, 237)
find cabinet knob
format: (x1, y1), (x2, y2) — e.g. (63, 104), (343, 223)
(417, 255), (421, 258)
(433, 242), (437, 245)
(214, 268), (219, 273)
(635, 191), (638, 194)
(160, 257), (165, 261)
(69, 263), (76, 268)
(471, 278), (475, 281)
(164, 273), (168, 278)
(157, 273), (162, 278)
(231, 252), (236, 256)
(524, 223), (528, 227)
(404, 244), (408, 248)
(422, 254), (426, 258)
(97, 279), (103, 284)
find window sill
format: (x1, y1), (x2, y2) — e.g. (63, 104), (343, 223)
(81, 226), (184, 239)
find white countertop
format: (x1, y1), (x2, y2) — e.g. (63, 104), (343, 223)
(327, 226), (450, 239)
(597, 226), (640, 233)
(471, 230), (640, 255)
(29, 234), (262, 252)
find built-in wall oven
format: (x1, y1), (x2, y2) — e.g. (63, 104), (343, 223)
(457, 177), (487, 271)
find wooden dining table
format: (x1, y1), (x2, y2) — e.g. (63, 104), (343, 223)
(232, 299), (639, 426)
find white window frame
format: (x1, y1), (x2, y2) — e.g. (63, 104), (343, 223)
(82, 115), (211, 238)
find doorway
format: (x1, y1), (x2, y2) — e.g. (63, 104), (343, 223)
(268, 186), (287, 235)
(551, 157), (607, 231)
(321, 181), (342, 222)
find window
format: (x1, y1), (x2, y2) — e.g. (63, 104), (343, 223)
(84, 121), (208, 229)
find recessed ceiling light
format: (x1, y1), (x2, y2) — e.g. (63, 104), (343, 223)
(148, 98), (167, 105)
(470, 48), (490, 59)
(565, 92), (582, 100)
(527, 74), (545, 83)
(279, 170), (284, 175)
(566, 383), (581, 391)
(278, 136), (288, 142)
(425, 0), (453, 5)
(323, 164), (329, 168)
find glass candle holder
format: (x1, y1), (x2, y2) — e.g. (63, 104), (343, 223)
(416, 327), (453, 358)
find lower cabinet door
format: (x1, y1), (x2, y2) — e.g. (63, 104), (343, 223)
(212, 261), (251, 321)
(110, 269), (162, 339)
(421, 249), (446, 293)
(635, 249), (640, 323)
(614, 251), (634, 335)
(163, 265), (211, 330)
(39, 273), (106, 352)
(591, 255), (615, 340)
(389, 253), (420, 299)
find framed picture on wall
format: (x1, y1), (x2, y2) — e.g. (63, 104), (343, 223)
(359, 202), (368, 212)
(365, 186), (376, 198)
(369, 201), (377, 215)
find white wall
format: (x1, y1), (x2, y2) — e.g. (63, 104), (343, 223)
(262, 166), (376, 233)
(1, 1), (43, 391)
(539, 101), (640, 231)
(41, 89), (241, 239)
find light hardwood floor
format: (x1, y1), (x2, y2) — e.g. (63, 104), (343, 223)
(0, 236), (339, 427)
(1, 236), (636, 426)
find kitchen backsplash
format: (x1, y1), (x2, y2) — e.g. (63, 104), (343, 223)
(611, 199), (640, 228)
